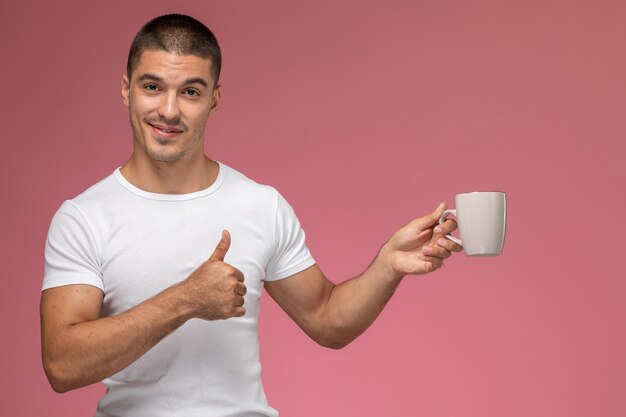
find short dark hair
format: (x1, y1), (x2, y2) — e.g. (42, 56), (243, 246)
(127, 14), (222, 83)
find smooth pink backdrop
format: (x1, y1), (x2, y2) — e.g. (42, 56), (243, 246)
(1, 0), (625, 416)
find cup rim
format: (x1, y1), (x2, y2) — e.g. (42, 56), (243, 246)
(456, 191), (506, 196)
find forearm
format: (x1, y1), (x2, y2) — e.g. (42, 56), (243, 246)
(319, 245), (403, 348)
(43, 283), (192, 392)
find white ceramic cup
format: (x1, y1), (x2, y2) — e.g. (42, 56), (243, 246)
(438, 191), (507, 257)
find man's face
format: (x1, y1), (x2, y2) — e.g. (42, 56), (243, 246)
(121, 50), (220, 164)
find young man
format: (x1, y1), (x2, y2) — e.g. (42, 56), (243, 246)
(40, 14), (461, 417)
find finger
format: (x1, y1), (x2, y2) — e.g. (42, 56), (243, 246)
(233, 306), (246, 317)
(235, 295), (245, 307)
(430, 257), (443, 270)
(235, 282), (247, 296)
(436, 238), (463, 253)
(408, 202), (447, 232)
(446, 219), (458, 233)
(416, 253), (444, 269)
(422, 245), (451, 260)
(208, 230), (231, 262)
(434, 219), (458, 235)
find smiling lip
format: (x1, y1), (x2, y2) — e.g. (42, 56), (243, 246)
(149, 123), (183, 138)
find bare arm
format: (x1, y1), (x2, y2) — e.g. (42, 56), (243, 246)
(41, 231), (246, 393)
(41, 283), (190, 392)
(264, 203), (461, 349)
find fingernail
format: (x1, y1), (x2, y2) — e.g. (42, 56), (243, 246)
(434, 227), (442, 234)
(437, 238), (447, 246)
(422, 246), (433, 254)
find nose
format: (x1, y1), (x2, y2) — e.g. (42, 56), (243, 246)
(157, 90), (180, 122)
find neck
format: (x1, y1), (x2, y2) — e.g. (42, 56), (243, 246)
(120, 153), (219, 194)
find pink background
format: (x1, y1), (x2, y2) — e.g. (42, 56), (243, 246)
(1, 0), (625, 415)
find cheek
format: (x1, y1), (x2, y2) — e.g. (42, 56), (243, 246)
(130, 94), (156, 115)
(187, 110), (211, 130)
(128, 103), (149, 134)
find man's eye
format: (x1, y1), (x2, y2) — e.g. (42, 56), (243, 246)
(145, 84), (159, 91)
(184, 89), (199, 97)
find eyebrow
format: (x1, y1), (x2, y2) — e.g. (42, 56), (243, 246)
(137, 73), (209, 88)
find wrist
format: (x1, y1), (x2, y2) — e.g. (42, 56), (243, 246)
(374, 243), (405, 284)
(154, 281), (196, 324)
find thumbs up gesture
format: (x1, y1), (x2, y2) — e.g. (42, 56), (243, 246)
(182, 230), (247, 320)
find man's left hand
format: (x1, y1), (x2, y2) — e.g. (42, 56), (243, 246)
(379, 202), (462, 278)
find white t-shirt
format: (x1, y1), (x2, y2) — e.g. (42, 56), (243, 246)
(43, 162), (316, 417)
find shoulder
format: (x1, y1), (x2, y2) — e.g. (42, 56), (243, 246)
(220, 163), (280, 204)
(66, 171), (122, 210)
(51, 170), (129, 229)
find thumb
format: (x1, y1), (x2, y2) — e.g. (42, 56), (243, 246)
(410, 202), (447, 231)
(208, 230), (231, 262)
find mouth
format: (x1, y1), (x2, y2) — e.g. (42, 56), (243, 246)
(148, 122), (184, 138)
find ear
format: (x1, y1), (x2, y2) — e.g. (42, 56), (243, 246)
(209, 84), (221, 117)
(121, 74), (130, 107)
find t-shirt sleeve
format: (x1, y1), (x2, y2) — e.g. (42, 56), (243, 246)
(264, 193), (316, 281)
(42, 201), (104, 291)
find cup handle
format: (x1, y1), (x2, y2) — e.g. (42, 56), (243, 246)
(439, 209), (462, 246)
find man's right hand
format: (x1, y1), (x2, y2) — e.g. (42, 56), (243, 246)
(41, 229), (246, 392)
(182, 230), (247, 320)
